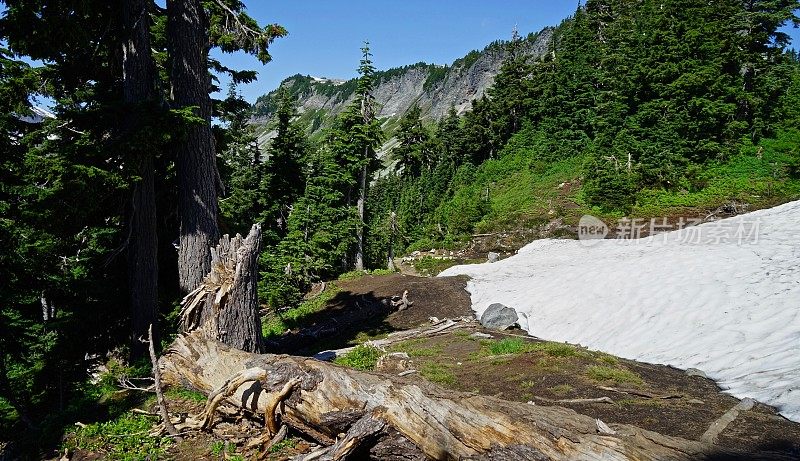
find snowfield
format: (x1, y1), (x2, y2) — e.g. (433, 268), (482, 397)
(439, 200), (800, 422)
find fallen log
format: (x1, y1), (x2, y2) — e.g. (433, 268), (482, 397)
(159, 332), (792, 461)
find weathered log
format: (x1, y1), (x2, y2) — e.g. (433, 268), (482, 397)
(179, 224), (263, 352)
(159, 332), (791, 461)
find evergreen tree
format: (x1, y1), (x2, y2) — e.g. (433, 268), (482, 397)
(392, 104), (433, 177)
(262, 87), (308, 244)
(327, 42), (382, 270)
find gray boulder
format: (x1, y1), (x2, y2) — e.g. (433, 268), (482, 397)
(487, 252), (500, 263)
(480, 303), (519, 330)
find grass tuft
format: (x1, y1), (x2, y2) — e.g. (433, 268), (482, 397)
(420, 363), (456, 386)
(333, 344), (384, 371)
(586, 365), (643, 386)
(63, 414), (172, 460)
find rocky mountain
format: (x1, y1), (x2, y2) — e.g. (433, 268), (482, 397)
(249, 27), (554, 149)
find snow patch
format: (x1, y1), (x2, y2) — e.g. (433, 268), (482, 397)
(440, 200), (800, 421)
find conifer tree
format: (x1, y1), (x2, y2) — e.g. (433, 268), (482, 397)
(328, 42), (382, 270)
(262, 88), (308, 244)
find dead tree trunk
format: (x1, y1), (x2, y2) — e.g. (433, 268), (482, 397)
(179, 224), (263, 352)
(159, 332), (779, 461)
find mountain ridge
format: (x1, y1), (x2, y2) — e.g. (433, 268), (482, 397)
(249, 27), (554, 148)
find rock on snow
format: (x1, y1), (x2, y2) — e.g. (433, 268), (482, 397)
(440, 200), (800, 421)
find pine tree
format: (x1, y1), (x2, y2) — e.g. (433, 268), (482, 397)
(392, 104), (433, 177)
(262, 88), (308, 244)
(327, 42), (383, 271)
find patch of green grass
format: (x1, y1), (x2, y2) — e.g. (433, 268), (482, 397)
(210, 440), (225, 456)
(338, 268), (396, 281)
(526, 342), (578, 357)
(479, 338), (580, 358)
(391, 338), (442, 357)
(419, 363), (456, 386)
(520, 380), (536, 389)
(487, 337), (528, 355)
(334, 344), (384, 371)
(390, 339), (442, 357)
(262, 285), (340, 339)
(63, 414), (172, 461)
(270, 436), (298, 453)
(412, 256), (460, 276)
(586, 366), (644, 386)
(597, 354), (619, 365)
(166, 387), (206, 402)
(548, 384), (574, 396)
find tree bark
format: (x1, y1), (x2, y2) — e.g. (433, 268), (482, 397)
(179, 224), (263, 352)
(123, 0), (159, 359)
(355, 161), (366, 271)
(387, 211), (396, 271)
(159, 332), (790, 461)
(168, 0), (220, 294)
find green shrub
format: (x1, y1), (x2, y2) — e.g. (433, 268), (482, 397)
(64, 414), (172, 460)
(333, 344), (384, 371)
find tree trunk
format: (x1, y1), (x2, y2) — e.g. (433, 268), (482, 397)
(355, 161), (367, 271)
(387, 211), (396, 271)
(159, 332), (786, 461)
(179, 224), (263, 353)
(168, 0), (220, 294)
(123, 0), (159, 359)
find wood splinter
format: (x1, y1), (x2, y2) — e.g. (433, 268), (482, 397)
(390, 290), (413, 311)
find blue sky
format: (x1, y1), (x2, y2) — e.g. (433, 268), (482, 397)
(217, 1), (586, 102)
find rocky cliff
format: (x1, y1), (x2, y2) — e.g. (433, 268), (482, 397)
(250, 27), (554, 148)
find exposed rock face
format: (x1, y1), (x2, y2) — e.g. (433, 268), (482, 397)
(250, 27), (554, 148)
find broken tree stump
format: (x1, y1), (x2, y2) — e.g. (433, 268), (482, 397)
(179, 223), (263, 352)
(159, 331), (793, 461)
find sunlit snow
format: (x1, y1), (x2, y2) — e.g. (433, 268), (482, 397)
(440, 200), (800, 421)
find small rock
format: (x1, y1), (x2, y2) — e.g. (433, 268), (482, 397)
(313, 351), (337, 361)
(738, 397), (756, 411)
(526, 401), (535, 405)
(412, 250), (421, 257)
(470, 332), (494, 339)
(686, 368), (707, 378)
(429, 248), (436, 254)
(480, 303), (519, 330)
(487, 252), (500, 263)
(397, 369), (417, 377)
(428, 316), (440, 323)
(688, 399), (704, 405)
(456, 362), (462, 366)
